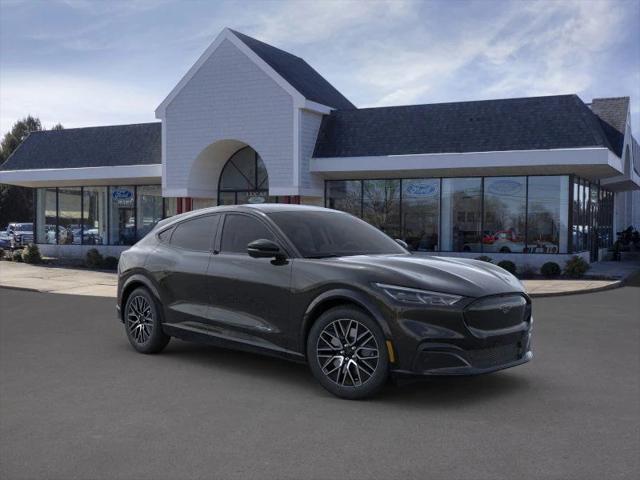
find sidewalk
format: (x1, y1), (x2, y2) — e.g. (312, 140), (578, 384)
(0, 261), (631, 299)
(0, 262), (117, 297)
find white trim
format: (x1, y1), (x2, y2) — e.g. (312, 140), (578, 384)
(155, 28), (307, 118)
(293, 107), (300, 187)
(0, 164), (161, 187)
(310, 147), (623, 176)
(302, 99), (333, 114)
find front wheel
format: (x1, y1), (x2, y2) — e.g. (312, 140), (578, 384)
(124, 287), (170, 354)
(307, 306), (389, 399)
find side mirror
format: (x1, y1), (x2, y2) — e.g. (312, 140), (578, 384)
(247, 238), (285, 260)
(395, 238), (409, 249)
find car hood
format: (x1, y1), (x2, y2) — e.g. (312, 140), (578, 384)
(333, 254), (524, 298)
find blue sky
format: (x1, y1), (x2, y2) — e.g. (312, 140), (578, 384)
(1, 0), (639, 134)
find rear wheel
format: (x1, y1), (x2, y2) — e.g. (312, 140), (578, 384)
(124, 287), (170, 354)
(307, 306), (389, 399)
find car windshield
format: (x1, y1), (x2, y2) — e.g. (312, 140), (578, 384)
(14, 224), (32, 231)
(268, 210), (406, 258)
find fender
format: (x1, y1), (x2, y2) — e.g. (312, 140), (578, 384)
(300, 288), (394, 355)
(119, 271), (162, 313)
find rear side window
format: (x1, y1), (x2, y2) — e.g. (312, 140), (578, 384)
(220, 214), (275, 254)
(170, 215), (220, 251)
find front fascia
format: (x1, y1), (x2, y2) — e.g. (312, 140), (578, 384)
(310, 147), (622, 181)
(0, 164), (162, 188)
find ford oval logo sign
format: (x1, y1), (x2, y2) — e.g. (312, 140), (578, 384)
(488, 180), (522, 196)
(111, 189), (133, 200)
(405, 183), (438, 197)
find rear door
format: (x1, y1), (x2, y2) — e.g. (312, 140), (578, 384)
(205, 213), (293, 352)
(154, 214), (221, 327)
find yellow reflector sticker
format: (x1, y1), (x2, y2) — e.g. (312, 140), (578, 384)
(386, 340), (396, 363)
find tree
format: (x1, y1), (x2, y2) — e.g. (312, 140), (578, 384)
(0, 116), (63, 227)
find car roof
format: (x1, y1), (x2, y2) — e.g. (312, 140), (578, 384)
(157, 203), (342, 229)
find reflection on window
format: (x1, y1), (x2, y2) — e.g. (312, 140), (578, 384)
(483, 177), (526, 253)
(527, 176), (569, 254)
(57, 188), (82, 245)
(192, 198), (216, 210)
(362, 180), (401, 238)
(137, 185), (162, 239)
(402, 179), (439, 251)
(217, 146), (269, 205)
(82, 187), (107, 245)
(164, 197), (178, 218)
(109, 186), (136, 245)
(326, 180), (362, 217)
(36, 188), (57, 244)
(441, 178), (482, 252)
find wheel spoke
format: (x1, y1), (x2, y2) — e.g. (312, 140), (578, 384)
(127, 295), (153, 344)
(317, 319), (379, 388)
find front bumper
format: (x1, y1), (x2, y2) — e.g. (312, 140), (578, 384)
(385, 292), (533, 377)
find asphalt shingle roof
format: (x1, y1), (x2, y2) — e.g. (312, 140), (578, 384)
(313, 94), (617, 158)
(230, 29), (355, 111)
(590, 97), (629, 157)
(1, 123), (161, 171)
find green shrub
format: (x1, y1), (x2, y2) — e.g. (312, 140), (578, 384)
(85, 248), (104, 268)
(541, 262), (561, 278)
(519, 264), (537, 278)
(475, 255), (493, 263)
(21, 244), (42, 264)
(0, 249), (5, 260)
(11, 250), (23, 262)
(102, 256), (119, 270)
(564, 256), (590, 278)
(497, 260), (517, 275)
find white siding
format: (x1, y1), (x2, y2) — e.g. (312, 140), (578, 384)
(163, 39), (294, 196)
(298, 109), (324, 194)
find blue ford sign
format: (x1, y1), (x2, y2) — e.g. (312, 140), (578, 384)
(488, 179), (523, 196)
(112, 189), (133, 200)
(405, 183), (438, 197)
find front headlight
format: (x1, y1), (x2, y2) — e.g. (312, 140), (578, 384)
(375, 283), (463, 306)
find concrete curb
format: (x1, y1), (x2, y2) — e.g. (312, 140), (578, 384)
(526, 280), (623, 298)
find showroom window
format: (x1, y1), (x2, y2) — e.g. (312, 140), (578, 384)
(362, 180), (401, 238)
(137, 185), (163, 239)
(483, 177), (526, 254)
(326, 180), (362, 217)
(82, 187), (107, 245)
(326, 174), (594, 255)
(401, 178), (440, 251)
(35, 187), (57, 244)
(109, 186), (136, 245)
(57, 187), (82, 245)
(527, 176), (569, 254)
(441, 178), (482, 252)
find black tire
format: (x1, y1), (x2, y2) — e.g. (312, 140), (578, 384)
(307, 306), (389, 399)
(124, 287), (170, 354)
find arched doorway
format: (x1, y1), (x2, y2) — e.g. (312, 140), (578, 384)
(217, 146), (275, 205)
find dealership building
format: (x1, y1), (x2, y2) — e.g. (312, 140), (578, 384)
(1, 28), (638, 266)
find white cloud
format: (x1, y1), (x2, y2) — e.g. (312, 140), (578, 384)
(0, 72), (158, 132)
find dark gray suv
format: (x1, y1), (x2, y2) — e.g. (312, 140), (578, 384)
(117, 205), (532, 399)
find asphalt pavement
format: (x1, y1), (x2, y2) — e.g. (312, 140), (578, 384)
(0, 286), (638, 480)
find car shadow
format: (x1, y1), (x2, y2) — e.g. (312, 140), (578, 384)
(159, 339), (531, 406)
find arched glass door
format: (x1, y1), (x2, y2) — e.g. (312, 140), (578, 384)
(217, 146), (274, 205)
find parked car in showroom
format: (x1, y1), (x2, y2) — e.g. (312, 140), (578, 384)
(4, 223), (34, 249)
(117, 205), (533, 399)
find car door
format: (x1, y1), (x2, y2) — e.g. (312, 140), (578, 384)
(152, 214), (221, 327)
(205, 212), (293, 353)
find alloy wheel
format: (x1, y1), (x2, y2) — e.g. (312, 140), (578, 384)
(127, 295), (154, 344)
(316, 318), (380, 387)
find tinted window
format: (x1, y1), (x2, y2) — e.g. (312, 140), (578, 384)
(170, 215), (219, 251)
(157, 227), (173, 243)
(268, 210), (406, 258)
(221, 214), (275, 254)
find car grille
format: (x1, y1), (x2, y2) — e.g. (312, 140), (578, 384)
(464, 294), (529, 331)
(21, 234), (34, 243)
(466, 343), (521, 368)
